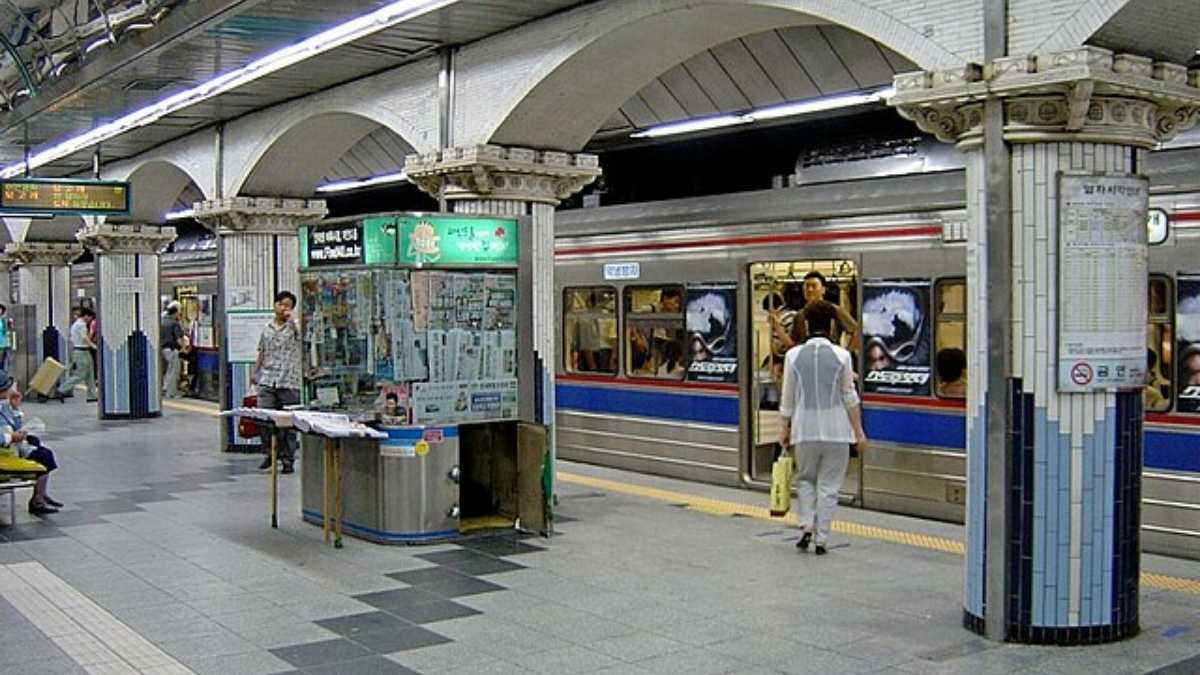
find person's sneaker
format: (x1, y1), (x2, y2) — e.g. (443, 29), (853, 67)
(814, 545), (827, 556)
(281, 463), (295, 475)
(43, 496), (64, 508)
(796, 531), (812, 551)
(258, 456), (273, 470)
(28, 502), (58, 515)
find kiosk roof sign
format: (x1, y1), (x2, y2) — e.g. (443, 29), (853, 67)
(0, 178), (130, 215)
(398, 216), (518, 266)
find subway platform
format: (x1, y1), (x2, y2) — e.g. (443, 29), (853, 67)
(0, 397), (1197, 675)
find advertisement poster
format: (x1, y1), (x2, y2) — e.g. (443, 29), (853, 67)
(1179, 275), (1200, 413)
(861, 280), (932, 396)
(226, 310), (274, 363)
(1057, 173), (1148, 392)
(685, 283), (737, 383)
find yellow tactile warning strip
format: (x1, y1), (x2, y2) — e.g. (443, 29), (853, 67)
(162, 399), (220, 416)
(556, 471), (1200, 596)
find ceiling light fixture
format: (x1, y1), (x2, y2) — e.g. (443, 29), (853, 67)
(315, 171), (409, 193)
(164, 208), (194, 220)
(630, 86), (895, 139)
(1, 0), (457, 179)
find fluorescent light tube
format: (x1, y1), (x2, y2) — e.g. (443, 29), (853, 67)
(630, 115), (750, 138)
(164, 208), (194, 220)
(315, 171), (408, 193)
(1, 0), (457, 179)
(629, 87), (896, 138)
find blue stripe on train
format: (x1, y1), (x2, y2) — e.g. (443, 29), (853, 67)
(556, 383), (738, 425)
(1145, 430), (1200, 473)
(556, 383), (1200, 471)
(863, 406), (965, 450)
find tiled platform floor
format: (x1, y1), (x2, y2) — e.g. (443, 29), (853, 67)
(0, 395), (1197, 674)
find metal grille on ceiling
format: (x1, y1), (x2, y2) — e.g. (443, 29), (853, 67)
(595, 25), (916, 140)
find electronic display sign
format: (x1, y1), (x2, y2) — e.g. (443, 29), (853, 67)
(0, 178), (131, 215)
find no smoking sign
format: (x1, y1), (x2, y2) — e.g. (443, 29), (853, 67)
(1070, 362), (1094, 386)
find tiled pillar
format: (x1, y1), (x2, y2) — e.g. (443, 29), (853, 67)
(0, 255), (15, 304)
(77, 224), (177, 419)
(893, 48), (1200, 643)
(5, 242), (83, 379)
(406, 145), (601, 508)
(193, 197), (328, 452)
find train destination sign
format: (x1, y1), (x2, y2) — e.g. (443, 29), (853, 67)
(0, 178), (131, 215)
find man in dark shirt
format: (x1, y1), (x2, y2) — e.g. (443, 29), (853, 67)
(161, 302), (184, 399)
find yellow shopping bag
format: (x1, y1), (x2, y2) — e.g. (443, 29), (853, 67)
(768, 451), (794, 517)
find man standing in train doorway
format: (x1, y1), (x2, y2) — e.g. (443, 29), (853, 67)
(251, 291), (301, 474)
(778, 300), (869, 555)
(769, 271), (859, 353)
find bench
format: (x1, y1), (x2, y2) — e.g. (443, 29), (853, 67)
(0, 480), (36, 526)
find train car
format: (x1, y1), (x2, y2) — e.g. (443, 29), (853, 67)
(72, 242), (221, 402)
(554, 163), (1200, 561)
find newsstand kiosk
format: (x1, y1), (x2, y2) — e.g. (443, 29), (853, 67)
(296, 213), (547, 543)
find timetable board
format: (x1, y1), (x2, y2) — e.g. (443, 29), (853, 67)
(0, 178), (130, 215)
(1057, 172), (1148, 393)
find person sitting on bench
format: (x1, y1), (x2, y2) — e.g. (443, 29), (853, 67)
(0, 372), (63, 515)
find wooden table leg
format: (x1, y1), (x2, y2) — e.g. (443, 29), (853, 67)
(322, 438), (331, 544)
(270, 432), (278, 529)
(333, 443), (344, 549)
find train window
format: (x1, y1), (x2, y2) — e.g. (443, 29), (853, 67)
(1146, 276), (1172, 412)
(934, 279), (967, 399)
(563, 287), (618, 375)
(623, 286), (686, 379)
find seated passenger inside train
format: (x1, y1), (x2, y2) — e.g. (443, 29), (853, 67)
(936, 348), (967, 399)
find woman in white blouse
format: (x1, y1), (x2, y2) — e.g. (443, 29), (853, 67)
(778, 301), (869, 555)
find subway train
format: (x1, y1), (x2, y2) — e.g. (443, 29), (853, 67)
(553, 161), (1200, 562)
(66, 153), (1200, 560)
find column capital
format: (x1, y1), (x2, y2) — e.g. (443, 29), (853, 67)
(4, 241), (83, 266)
(890, 46), (1200, 149)
(192, 196), (328, 235)
(77, 223), (177, 255)
(0, 254), (16, 270)
(406, 144), (601, 205)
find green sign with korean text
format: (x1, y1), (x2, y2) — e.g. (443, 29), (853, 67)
(397, 216), (518, 266)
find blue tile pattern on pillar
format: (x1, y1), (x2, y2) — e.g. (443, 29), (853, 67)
(964, 401), (986, 620)
(127, 330), (150, 418)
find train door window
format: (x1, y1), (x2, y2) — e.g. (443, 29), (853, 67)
(748, 260), (858, 481)
(934, 279), (967, 399)
(623, 286), (686, 380)
(563, 287), (618, 375)
(1146, 275), (1172, 412)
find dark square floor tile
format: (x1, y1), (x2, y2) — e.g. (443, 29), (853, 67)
(315, 611), (412, 637)
(384, 600), (481, 625)
(72, 498), (143, 515)
(2, 524), (64, 542)
(387, 566), (472, 586)
(303, 655), (420, 675)
(347, 625), (452, 654)
(422, 575), (506, 598)
(270, 638), (372, 668)
(38, 510), (107, 528)
(460, 537), (545, 557)
(111, 489), (177, 503)
(439, 556), (525, 576)
(353, 588), (441, 611)
(415, 548), (491, 566)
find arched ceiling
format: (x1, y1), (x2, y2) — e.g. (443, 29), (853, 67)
(591, 25), (916, 144)
(1087, 0), (1200, 64)
(322, 127), (413, 185)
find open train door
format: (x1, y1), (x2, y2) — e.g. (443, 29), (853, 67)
(744, 258), (862, 507)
